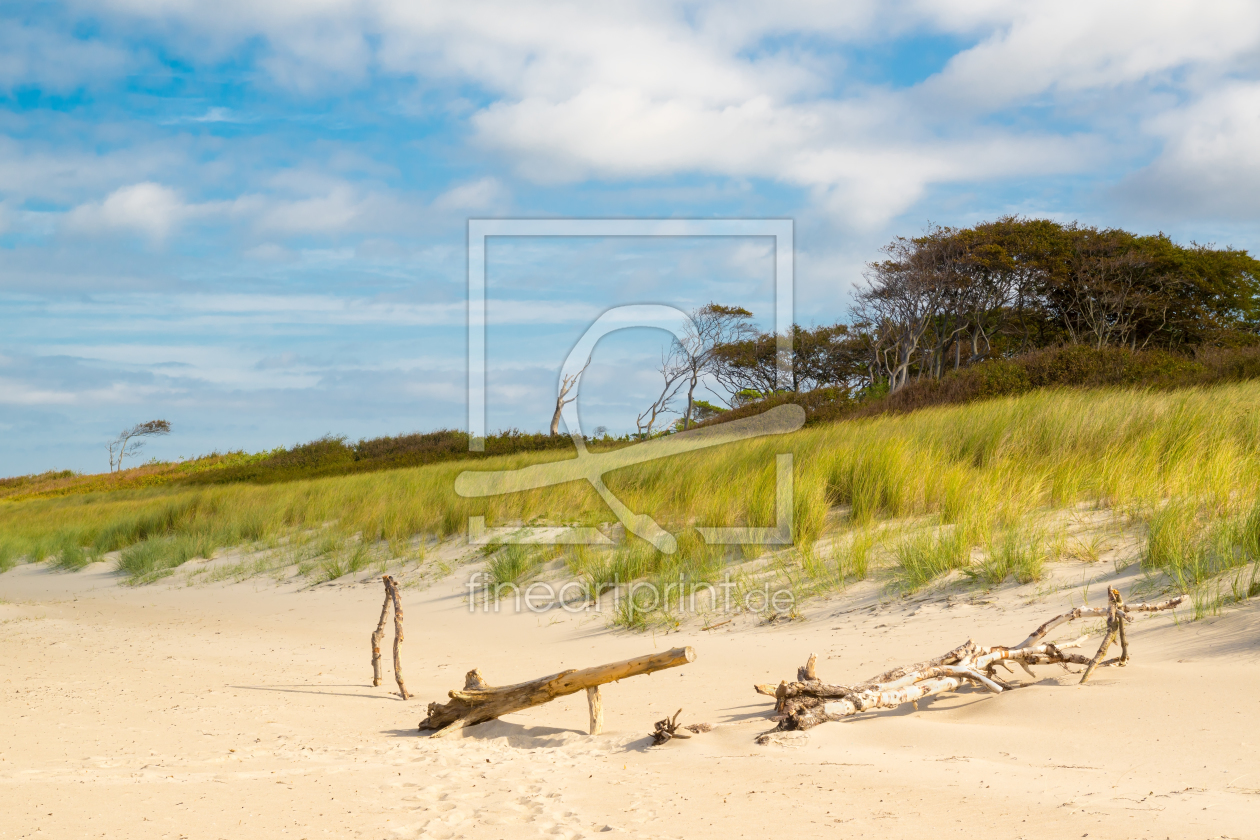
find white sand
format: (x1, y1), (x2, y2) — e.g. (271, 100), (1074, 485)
(3, 557), (1258, 840)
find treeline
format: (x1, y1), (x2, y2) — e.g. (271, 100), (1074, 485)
(700, 344), (1260, 429)
(694, 217), (1260, 419)
(180, 429), (584, 486)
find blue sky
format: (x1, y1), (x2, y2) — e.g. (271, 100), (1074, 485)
(3, 1), (1260, 476)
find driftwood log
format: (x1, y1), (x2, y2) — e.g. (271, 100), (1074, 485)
(370, 575), (410, 699)
(756, 591), (1185, 732)
(420, 646), (695, 737)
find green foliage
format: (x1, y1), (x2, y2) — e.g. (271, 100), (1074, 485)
(893, 527), (973, 592)
(0, 537), (19, 573)
(115, 533), (218, 584)
(182, 429), (583, 487)
(1143, 499), (1260, 588)
(49, 532), (90, 571)
(316, 540), (373, 583)
(486, 544), (544, 587)
(965, 527), (1046, 587)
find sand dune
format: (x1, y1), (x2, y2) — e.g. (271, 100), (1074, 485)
(3, 556), (1258, 840)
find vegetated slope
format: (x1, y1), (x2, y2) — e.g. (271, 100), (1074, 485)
(700, 344), (1260, 429)
(13, 344), (1260, 505)
(3, 381), (1260, 604)
(0, 430), (588, 502)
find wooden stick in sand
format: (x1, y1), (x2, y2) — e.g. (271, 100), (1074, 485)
(370, 578), (390, 687)
(369, 575), (411, 699)
(386, 575), (411, 699)
(419, 646), (695, 737)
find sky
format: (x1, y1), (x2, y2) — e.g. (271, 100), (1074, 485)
(3, 1), (1260, 476)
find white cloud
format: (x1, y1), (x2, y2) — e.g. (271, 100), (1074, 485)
(28, 0), (1260, 232)
(63, 182), (190, 241)
(922, 0), (1260, 109)
(1117, 80), (1260, 219)
(0, 22), (134, 92)
(433, 177), (508, 211)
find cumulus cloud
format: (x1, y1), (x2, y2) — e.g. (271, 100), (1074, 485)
(1116, 80), (1260, 219)
(62, 0), (1258, 229)
(63, 182), (190, 241)
(922, 0), (1260, 109)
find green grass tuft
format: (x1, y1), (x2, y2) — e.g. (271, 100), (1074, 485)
(485, 544), (544, 587)
(893, 527), (973, 592)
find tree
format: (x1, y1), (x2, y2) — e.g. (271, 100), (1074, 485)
(108, 420), (171, 472)
(713, 323), (867, 397)
(853, 232), (961, 393)
(635, 358), (684, 438)
(550, 357), (591, 436)
(661, 303), (756, 430)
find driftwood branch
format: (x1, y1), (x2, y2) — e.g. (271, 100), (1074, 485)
(369, 575), (410, 699)
(387, 575), (411, 699)
(420, 646), (695, 737)
(371, 582), (390, 687)
(759, 593), (1185, 732)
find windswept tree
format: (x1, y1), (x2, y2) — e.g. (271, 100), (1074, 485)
(713, 323), (867, 397)
(635, 357), (684, 438)
(644, 303), (756, 431)
(108, 420), (171, 472)
(549, 357), (591, 436)
(853, 230), (965, 393)
(848, 217), (1260, 393)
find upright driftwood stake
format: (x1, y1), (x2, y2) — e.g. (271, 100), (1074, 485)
(1080, 587), (1123, 685)
(586, 686), (604, 735)
(371, 577), (391, 687)
(385, 575), (411, 699)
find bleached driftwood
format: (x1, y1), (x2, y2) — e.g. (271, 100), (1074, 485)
(369, 575), (410, 699)
(420, 646), (695, 737)
(758, 591), (1185, 732)
(371, 581), (390, 687)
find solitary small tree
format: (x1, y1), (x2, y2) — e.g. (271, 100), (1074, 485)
(549, 357), (592, 436)
(108, 420), (172, 472)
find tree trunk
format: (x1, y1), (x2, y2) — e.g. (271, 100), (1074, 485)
(550, 398), (563, 436)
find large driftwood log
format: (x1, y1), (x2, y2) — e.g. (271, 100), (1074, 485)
(758, 593), (1185, 732)
(420, 646), (695, 737)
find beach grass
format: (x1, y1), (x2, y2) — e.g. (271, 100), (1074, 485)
(1, 382), (1259, 600)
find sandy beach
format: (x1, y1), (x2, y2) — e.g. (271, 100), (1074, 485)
(3, 551), (1258, 840)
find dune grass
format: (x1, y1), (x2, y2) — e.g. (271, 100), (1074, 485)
(485, 544), (547, 587)
(2, 383), (1260, 601)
